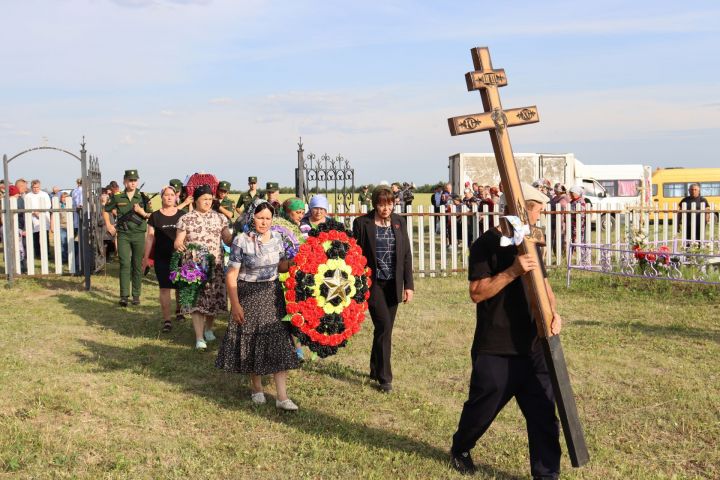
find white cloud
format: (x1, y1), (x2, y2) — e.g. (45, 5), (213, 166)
(209, 97), (235, 105)
(112, 119), (151, 129)
(120, 135), (137, 145)
(160, 110), (176, 117)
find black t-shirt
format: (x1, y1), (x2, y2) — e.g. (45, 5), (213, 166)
(679, 195), (708, 213)
(468, 228), (547, 356)
(148, 210), (185, 262)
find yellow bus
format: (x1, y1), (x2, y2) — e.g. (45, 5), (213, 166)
(651, 167), (720, 207)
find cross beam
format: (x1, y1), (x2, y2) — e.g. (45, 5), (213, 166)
(448, 47), (590, 468)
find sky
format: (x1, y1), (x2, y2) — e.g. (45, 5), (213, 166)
(1, 0), (719, 190)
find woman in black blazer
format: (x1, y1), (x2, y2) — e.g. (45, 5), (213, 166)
(352, 186), (414, 393)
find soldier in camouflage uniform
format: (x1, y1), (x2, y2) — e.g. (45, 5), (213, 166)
(213, 180), (234, 221)
(265, 181), (281, 214)
(170, 178), (193, 213)
(104, 169), (153, 307)
(358, 185), (372, 210)
(235, 176), (259, 217)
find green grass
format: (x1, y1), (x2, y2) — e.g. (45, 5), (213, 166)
(0, 268), (718, 479)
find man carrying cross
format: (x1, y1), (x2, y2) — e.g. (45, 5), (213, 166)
(447, 46), (588, 478)
(450, 183), (561, 478)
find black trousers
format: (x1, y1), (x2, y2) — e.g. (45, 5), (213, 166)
(368, 279), (399, 385)
(451, 345), (561, 479)
(32, 231), (52, 259)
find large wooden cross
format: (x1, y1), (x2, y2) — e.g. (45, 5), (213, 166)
(448, 47), (590, 468)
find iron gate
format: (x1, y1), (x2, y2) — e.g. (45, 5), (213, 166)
(296, 138), (355, 212)
(1, 139), (103, 289)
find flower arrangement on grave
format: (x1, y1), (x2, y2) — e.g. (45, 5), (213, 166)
(169, 243), (215, 308)
(282, 219), (372, 358)
(629, 229), (675, 272)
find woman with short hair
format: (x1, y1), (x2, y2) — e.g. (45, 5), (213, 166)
(143, 186), (186, 332)
(174, 185), (232, 350)
(352, 186), (414, 393)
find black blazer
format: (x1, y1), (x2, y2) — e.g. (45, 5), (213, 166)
(352, 211), (414, 302)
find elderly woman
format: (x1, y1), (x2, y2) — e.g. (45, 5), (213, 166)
(568, 185), (587, 243)
(216, 199), (300, 410)
(275, 197), (305, 239)
(300, 195), (331, 230)
(174, 184), (233, 350)
(143, 186), (186, 333)
(352, 186), (414, 393)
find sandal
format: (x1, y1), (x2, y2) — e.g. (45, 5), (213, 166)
(175, 312), (186, 322)
(162, 320), (172, 333)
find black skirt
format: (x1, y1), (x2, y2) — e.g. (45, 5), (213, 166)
(215, 279), (299, 376)
(153, 259), (176, 290)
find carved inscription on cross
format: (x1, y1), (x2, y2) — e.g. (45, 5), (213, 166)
(448, 47), (590, 468)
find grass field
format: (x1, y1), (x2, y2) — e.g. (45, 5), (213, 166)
(0, 268), (718, 479)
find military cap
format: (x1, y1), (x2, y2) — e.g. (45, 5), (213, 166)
(248, 176), (257, 184)
(169, 178), (183, 192)
(266, 182), (279, 191)
(218, 180), (231, 191)
(124, 169), (139, 180)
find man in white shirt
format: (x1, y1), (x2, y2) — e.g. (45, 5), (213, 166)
(23, 179), (53, 258)
(71, 178), (83, 229)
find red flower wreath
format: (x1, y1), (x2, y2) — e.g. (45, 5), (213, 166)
(283, 220), (372, 358)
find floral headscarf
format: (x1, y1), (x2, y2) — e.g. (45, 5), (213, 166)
(243, 197), (273, 254)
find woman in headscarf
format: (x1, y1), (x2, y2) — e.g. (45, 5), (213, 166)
(275, 197), (305, 240)
(216, 198), (300, 410)
(174, 184), (232, 350)
(568, 185), (587, 243)
(300, 194), (331, 231)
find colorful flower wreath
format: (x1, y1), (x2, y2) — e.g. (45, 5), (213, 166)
(283, 219), (372, 358)
(271, 221), (301, 260)
(169, 243), (215, 308)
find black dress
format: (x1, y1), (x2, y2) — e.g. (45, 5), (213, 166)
(148, 209), (185, 289)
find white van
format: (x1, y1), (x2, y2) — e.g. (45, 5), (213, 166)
(577, 164), (652, 209)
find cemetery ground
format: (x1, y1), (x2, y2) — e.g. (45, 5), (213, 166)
(0, 268), (718, 479)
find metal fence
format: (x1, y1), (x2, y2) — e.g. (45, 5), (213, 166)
(328, 202), (720, 277)
(1, 197), (80, 275)
(4, 197), (717, 279)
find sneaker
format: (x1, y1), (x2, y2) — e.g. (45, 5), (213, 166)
(250, 392), (266, 404)
(450, 451), (476, 475)
(276, 399), (299, 411)
(119, 297), (129, 307)
(195, 339), (207, 351)
(131, 297), (140, 306)
(204, 329), (216, 342)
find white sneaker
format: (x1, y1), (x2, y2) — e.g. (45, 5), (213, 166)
(204, 329), (216, 342)
(276, 399), (299, 411)
(251, 392), (266, 404)
(195, 339), (207, 350)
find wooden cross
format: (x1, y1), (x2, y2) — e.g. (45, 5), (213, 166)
(448, 47), (590, 468)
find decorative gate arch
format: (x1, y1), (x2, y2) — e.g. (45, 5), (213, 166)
(2, 139), (103, 290)
(295, 138), (355, 212)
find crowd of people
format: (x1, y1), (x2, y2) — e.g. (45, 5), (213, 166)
(88, 169), (563, 477)
(0, 177), (83, 271)
(97, 171), (414, 414)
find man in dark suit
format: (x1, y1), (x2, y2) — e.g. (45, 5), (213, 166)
(352, 186), (414, 393)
